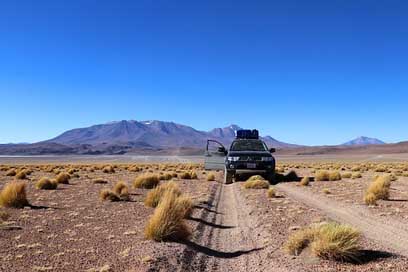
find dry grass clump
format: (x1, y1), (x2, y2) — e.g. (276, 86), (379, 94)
(102, 165), (115, 174)
(341, 172), (352, 179)
(178, 171), (198, 179)
(267, 187), (276, 198)
(93, 178), (108, 184)
(15, 170), (27, 180)
(0, 182), (29, 208)
(315, 171), (342, 181)
(299, 176), (310, 186)
(133, 174), (160, 189)
(113, 181), (129, 200)
(322, 188), (331, 194)
(144, 182), (181, 208)
(56, 173), (70, 184)
(99, 189), (120, 202)
(6, 169), (16, 176)
(206, 172), (216, 181)
(36, 177), (58, 190)
(159, 173), (173, 181)
(145, 190), (192, 241)
(243, 175), (269, 189)
(285, 222), (360, 261)
(364, 175), (392, 205)
(351, 172), (362, 179)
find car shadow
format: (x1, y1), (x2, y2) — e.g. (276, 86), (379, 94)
(193, 205), (223, 215)
(178, 240), (264, 259)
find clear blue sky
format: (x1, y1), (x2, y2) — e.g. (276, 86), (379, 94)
(1, 0), (407, 145)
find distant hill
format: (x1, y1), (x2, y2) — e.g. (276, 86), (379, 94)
(0, 120), (298, 155)
(342, 136), (385, 146)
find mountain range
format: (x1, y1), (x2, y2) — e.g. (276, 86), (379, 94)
(0, 120), (392, 155)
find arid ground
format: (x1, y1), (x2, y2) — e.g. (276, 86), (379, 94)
(1, 155), (408, 271)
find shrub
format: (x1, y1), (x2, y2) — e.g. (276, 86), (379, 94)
(0, 182), (29, 208)
(178, 172), (192, 179)
(6, 169), (16, 176)
(36, 177), (58, 190)
(113, 181), (129, 200)
(102, 165), (115, 173)
(244, 176), (269, 189)
(159, 173), (173, 181)
(144, 182), (181, 208)
(15, 170), (27, 180)
(364, 175), (392, 205)
(285, 222), (360, 262)
(310, 223), (360, 261)
(133, 174), (160, 189)
(341, 172), (352, 179)
(300, 177), (310, 186)
(144, 190), (191, 241)
(99, 189), (120, 202)
(315, 171), (342, 181)
(322, 188), (331, 194)
(56, 173), (70, 184)
(207, 173), (216, 181)
(267, 187), (276, 198)
(351, 172), (362, 179)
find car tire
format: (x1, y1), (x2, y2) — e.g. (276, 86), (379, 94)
(224, 168), (233, 184)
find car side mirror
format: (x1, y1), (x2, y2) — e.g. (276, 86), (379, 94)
(218, 146), (226, 153)
(269, 148), (276, 153)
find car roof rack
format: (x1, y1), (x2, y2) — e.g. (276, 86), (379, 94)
(236, 129), (259, 139)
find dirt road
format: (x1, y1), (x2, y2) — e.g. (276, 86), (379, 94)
(178, 182), (287, 272)
(277, 182), (408, 257)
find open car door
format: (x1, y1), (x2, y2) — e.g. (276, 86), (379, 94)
(204, 140), (227, 170)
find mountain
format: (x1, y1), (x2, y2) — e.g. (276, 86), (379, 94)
(45, 120), (296, 150)
(342, 136), (385, 146)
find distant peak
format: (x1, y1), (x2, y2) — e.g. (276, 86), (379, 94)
(342, 136), (385, 146)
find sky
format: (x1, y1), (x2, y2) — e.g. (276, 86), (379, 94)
(0, 0), (407, 146)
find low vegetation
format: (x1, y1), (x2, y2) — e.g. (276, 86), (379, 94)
(315, 170), (342, 181)
(364, 175), (392, 205)
(0, 181), (29, 208)
(36, 177), (58, 190)
(243, 175), (269, 189)
(285, 222), (361, 261)
(267, 187), (276, 198)
(56, 172), (70, 184)
(144, 181), (181, 208)
(145, 190), (192, 241)
(133, 174), (160, 189)
(99, 189), (121, 202)
(299, 176), (310, 186)
(206, 172), (216, 181)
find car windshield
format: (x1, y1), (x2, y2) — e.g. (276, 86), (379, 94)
(230, 140), (267, 151)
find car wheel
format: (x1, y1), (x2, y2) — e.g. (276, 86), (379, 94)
(224, 168), (233, 184)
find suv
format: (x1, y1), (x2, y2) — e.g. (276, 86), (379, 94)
(204, 129), (276, 184)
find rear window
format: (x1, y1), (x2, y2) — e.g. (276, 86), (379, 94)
(230, 140), (267, 151)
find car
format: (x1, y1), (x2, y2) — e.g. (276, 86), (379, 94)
(204, 129), (276, 184)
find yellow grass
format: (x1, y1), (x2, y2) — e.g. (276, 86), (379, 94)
(15, 170), (27, 180)
(267, 187), (276, 198)
(144, 190), (191, 241)
(144, 182), (181, 208)
(244, 175), (269, 189)
(56, 173), (70, 184)
(300, 176), (310, 186)
(36, 177), (58, 190)
(99, 189), (120, 202)
(285, 222), (360, 261)
(364, 175), (392, 205)
(315, 170), (342, 181)
(0, 182), (29, 208)
(206, 172), (216, 181)
(133, 174), (160, 189)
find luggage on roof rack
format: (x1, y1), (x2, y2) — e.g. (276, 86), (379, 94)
(236, 129), (259, 139)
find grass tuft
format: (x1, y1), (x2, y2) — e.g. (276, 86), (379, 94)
(56, 173), (70, 184)
(244, 175), (269, 189)
(144, 190), (192, 241)
(0, 182), (29, 208)
(144, 181), (181, 208)
(99, 189), (120, 202)
(133, 174), (160, 189)
(36, 177), (58, 190)
(267, 187), (276, 198)
(300, 176), (310, 186)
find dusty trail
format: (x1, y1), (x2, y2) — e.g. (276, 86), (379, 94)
(179, 182), (287, 272)
(277, 182), (408, 257)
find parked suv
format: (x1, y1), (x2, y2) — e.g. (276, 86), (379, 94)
(204, 129), (276, 184)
